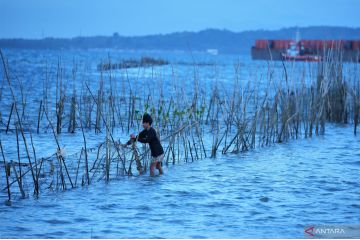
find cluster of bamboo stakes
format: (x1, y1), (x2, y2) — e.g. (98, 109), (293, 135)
(0, 48), (359, 205)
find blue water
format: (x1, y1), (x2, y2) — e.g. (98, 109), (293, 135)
(0, 124), (359, 238)
(0, 49), (360, 238)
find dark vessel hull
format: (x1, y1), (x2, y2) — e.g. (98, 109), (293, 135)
(251, 47), (360, 62)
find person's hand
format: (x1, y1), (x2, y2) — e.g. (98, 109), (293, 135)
(130, 134), (136, 139)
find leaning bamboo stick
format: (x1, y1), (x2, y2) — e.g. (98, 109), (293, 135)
(0, 140), (11, 204)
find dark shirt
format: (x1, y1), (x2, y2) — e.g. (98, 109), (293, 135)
(128, 127), (164, 157)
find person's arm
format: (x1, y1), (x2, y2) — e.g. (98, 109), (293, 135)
(137, 129), (150, 143)
(126, 129), (148, 145)
(138, 128), (158, 144)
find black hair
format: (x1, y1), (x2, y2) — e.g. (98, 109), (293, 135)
(142, 113), (153, 125)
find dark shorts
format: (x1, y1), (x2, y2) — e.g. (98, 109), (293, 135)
(151, 154), (164, 164)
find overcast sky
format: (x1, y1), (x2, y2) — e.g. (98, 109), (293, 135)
(1, 0), (359, 39)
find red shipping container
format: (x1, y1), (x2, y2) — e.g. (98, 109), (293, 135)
(255, 39), (359, 50)
(255, 40), (264, 49)
(308, 41), (313, 49)
(301, 40), (311, 49)
(263, 40), (269, 49)
(333, 40), (344, 49)
(307, 40), (313, 48)
(325, 40), (334, 49)
(272, 40), (281, 49)
(309, 40), (316, 49)
(255, 40), (270, 49)
(272, 40), (291, 49)
(315, 40), (323, 49)
(353, 40), (360, 50)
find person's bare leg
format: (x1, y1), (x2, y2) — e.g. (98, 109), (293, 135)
(150, 162), (156, 177)
(156, 161), (163, 175)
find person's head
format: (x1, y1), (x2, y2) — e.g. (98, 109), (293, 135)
(142, 113), (153, 129)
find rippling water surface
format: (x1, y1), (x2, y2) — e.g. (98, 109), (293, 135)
(1, 124), (359, 238)
(1, 49), (360, 238)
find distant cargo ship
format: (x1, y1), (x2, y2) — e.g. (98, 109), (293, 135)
(251, 39), (360, 62)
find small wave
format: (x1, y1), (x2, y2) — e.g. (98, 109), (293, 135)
(137, 205), (151, 211)
(348, 160), (360, 166)
(43, 219), (72, 224)
(175, 190), (190, 195)
(73, 217), (91, 222)
(342, 180), (359, 187)
(38, 203), (58, 209)
(249, 210), (262, 216)
(323, 187), (342, 192)
(11, 226), (30, 232)
(208, 190), (222, 195)
(166, 219), (185, 224)
(98, 203), (119, 210)
(259, 197), (270, 202)
(166, 203), (180, 208)
(45, 230), (67, 237)
(190, 235), (206, 238)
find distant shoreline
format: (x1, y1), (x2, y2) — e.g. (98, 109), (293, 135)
(1, 26), (360, 54)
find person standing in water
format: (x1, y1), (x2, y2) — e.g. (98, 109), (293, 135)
(127, 113), (164, 176)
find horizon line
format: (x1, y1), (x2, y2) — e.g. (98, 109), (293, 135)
(1, 25), (360, 41)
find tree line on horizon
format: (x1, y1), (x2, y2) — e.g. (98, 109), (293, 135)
(1, 26), (360, 54)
